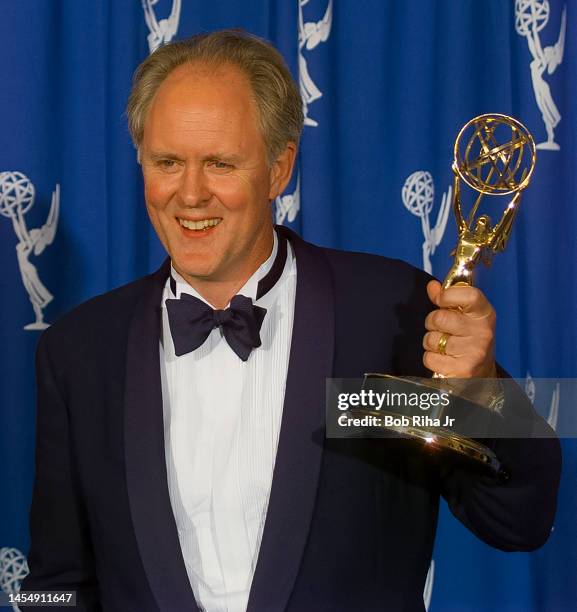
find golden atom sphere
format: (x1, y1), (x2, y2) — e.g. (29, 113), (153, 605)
(453, 114), (536, 196)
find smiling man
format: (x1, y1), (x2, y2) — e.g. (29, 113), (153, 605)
(22, 30), (560, 612)
(138, 59), (295, 308)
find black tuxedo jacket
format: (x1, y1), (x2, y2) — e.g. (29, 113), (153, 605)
(22, 226), (561, 611)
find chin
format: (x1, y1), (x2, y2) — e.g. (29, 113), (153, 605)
(170, 252), (210, 278)
(173, 263), (215, 282)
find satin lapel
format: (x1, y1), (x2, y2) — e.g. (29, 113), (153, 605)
(247, 226), (336, 612)
(124, 259), (199, 612)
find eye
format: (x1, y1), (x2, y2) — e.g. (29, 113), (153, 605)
(158, 159), (177, 169)
(150, 158), (181, 172)
(208, 160), (233, 171)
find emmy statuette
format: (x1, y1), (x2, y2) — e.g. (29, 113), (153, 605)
(362, 114), (537, 473)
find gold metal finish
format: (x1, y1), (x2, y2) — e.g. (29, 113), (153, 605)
(444, 114), (536, 289)
(369, 114), (536, 473)
(349, 408), (501, 473)
(437, 333), (450, 356)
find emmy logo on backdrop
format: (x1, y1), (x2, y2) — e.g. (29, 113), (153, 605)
(0, 547), (29, 612)
(299, 0), (333, 128)
(142, 0), (181, 54)
(0, 171), (60, 331)
(515, 0), (566, 150)
(525, 372), (560, 430)
(402, 171), (452, 275)
(276, 0), (332, 225)
(275, 174), (301, 226)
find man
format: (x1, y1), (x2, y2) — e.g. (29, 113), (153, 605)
(22, 30), (560, 611)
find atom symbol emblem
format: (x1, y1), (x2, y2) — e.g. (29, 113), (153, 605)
(0, 172), (35, 218)
(454, 114), (536, 195)
(443, 114), (536, 287)
(0, 547), (29, 609)
(515, 0), (550, 36)
(401, 171), (451, 275)
(515, 0), (566, 150)
(0, 171), (60, 330)
(402, 171), (435, 217)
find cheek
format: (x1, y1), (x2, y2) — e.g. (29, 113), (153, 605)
(143, 180), (173, 241)
(209, 179), (246, 211)
(143, 173), (174, 210)
(212, 176), (269, 215)
(144, 197), (172, 252)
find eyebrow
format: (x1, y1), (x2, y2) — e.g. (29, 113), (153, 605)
(144, 151), (242, 165)
(205, 155), (243, 167)
(145, 151), (183, 162)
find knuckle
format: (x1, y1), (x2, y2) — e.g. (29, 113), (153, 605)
(423, 351), (435, 370)
(424, 332), (436, 351)
(471, 287), (484, 305)
(477, 327), (493, 344)
(434, 310), (449, 330)
(472, 309), (495, 332)
(440, 287), (455, 305)
(470, 346), (487, 364)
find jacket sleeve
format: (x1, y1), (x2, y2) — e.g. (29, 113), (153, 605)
(391, 264), (562, 551)
(439, 373), (562, 552)
(20, 330), (102, 611)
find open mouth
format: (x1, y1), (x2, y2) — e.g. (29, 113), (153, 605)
(178, 217), (222, 234)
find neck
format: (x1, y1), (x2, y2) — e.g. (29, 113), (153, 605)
(175, 228), (275, 309)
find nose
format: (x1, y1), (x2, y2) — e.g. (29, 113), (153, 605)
(176, 164), (211, 208)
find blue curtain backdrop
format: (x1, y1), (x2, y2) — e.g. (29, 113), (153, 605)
(1, 1), (575, 610)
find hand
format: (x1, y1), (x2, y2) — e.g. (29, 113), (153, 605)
(423, 280), (497, 378)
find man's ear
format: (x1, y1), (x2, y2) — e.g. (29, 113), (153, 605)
(268, 142), (297, 200)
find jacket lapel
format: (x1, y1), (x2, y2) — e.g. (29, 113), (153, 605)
(124, 259), (199, 612)
(247, 226), (336, 611)
(124, 227), (335, 612)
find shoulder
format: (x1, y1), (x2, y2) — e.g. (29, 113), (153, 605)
(38, 264), (165, 355)
(281, 226), (432, 289)
(318, 243), (434, 303)
(323, 245), (427, 280)
(280, 226), (433, 303)
(51, 275), (152, 331)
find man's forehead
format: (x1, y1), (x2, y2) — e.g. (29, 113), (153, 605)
(161, 61), (251, 95)
(146, 61), (257, 125)
(142, 60), (266, 155)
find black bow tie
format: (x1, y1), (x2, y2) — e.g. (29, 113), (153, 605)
(165, 294), (266, 361)
(165, 233), (287, 361)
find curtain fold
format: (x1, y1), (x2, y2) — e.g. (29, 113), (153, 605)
(0, 1), (574, 609)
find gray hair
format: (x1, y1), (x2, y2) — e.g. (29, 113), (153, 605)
(126, 29), (304, 164)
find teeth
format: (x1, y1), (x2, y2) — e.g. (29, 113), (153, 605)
(179, 218), (221, 230)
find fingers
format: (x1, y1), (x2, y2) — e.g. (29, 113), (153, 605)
(424, 307), (494, 340)
(423, 341), (494, 377)
(423, 331), (467, 357)
(427, 282), (494, 318)
(424, 291), (495, 338)
(423, 351), (461, 378)
(424, 281), (496, 378)
(425, 307), (469, 335)
(426, 280), (442, 306)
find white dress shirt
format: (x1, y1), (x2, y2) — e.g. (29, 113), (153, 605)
(159, 232), (297, 612)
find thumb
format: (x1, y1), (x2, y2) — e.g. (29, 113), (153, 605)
(427, 279), (442, 307)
